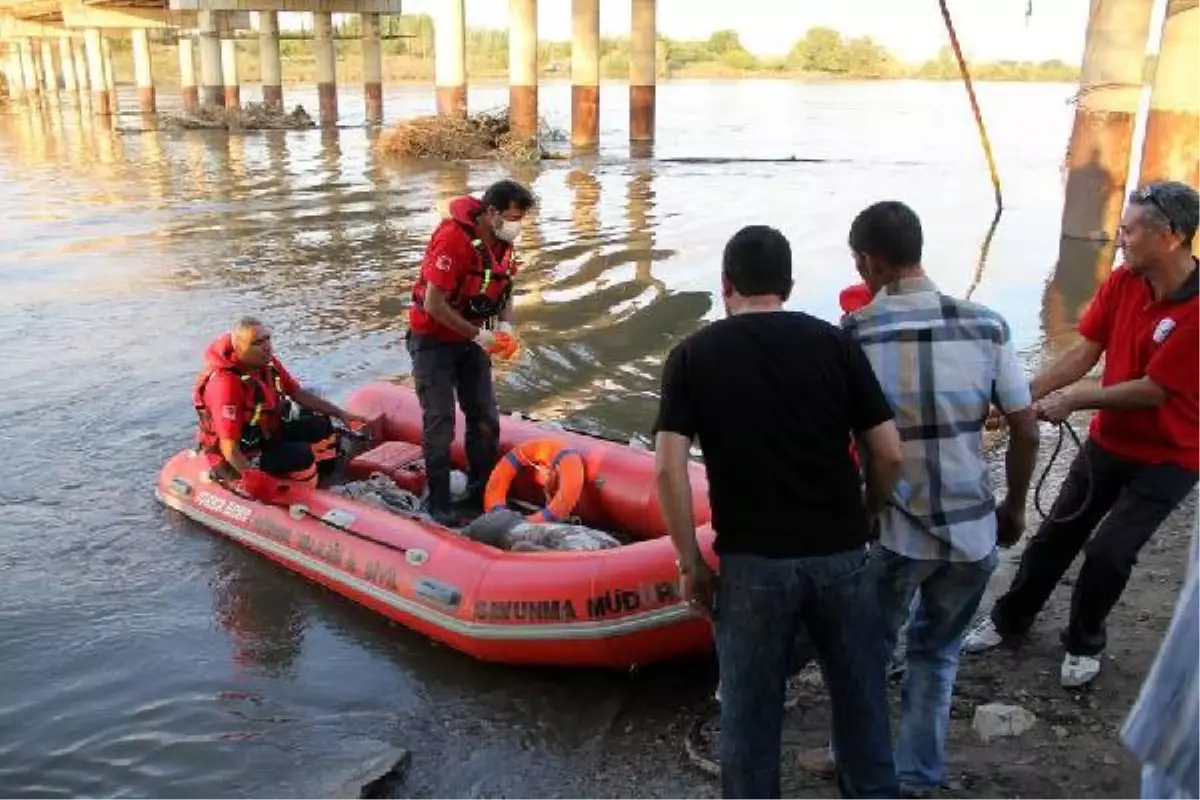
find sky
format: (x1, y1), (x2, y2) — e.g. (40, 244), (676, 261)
(393, 0), (1151, 64)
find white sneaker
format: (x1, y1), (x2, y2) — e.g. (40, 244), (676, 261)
(962, 617), (1004, 653)
(1061, 654), (1101, 688)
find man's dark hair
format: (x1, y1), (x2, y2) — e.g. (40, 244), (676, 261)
(1129, 181), (1199, 248)
(847, 201), (923, 267)
(722, 225), (792, 299)
(481, 179), (536, 214)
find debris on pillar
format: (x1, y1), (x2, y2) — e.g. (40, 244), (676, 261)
(434, 0), (466, 116)
(362, 12), (383, 123)
(570, 0), (599, 150)
(1138, 0), (1199, 188)
(259, 11), (283, 110)
(508, 0), (537, 140)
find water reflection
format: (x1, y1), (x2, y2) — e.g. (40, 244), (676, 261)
(210, 545), (307, 677)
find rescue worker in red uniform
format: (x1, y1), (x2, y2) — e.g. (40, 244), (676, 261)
(965, 180), (1199, 689)
(406, 179), (536, 525)
(194, 317), (367, 487)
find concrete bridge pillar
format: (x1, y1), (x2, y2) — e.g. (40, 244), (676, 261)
(1138, 0), (1199, 189)
(39, 38), (59, 97)
(220, 13), (239, 107)
(1059, 0), (1155, 245)
(101, 36), (116, 107)
(259, 11), (282, 109)
(58, 37), (77, 95)
(72, 37), (89, 99)
(132, 28), (155, 113)
(435, 0), (466, 116)
(84, 28), (110, 114)
(313, 11), (337, 125)
(18, 38), (39, 98)
(4, 46), (26, 102)
(571, 0), (599, 150)
(629, 0), (655, 151)
(198, 10), (222, 105)
(178, 33), (197, 109)
(508, 0), (537, 139)
(362, 12), (382, 123)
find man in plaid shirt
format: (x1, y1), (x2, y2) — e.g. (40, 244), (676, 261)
(841, 201), (1041, 797)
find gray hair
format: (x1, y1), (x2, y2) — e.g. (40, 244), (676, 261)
(1129, 181), (1199, 247)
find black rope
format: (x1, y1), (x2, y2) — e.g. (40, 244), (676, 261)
(1034, 420), (1093, 524)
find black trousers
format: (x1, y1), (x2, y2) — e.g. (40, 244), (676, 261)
(990, 439), (1197, 656)
(406, 331), (500, 512)
(258, 415), (335, 477)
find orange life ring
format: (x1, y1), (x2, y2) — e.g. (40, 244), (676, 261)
(484, 438), (586, 523)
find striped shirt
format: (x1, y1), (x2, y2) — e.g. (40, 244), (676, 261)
(841, 276), (1031, 562)
(1122, 521), (1199, 798)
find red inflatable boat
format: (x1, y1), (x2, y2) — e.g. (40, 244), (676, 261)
(157, 381), (716, 669)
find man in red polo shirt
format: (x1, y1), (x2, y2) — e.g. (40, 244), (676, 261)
(405, 179), (535, 525)
(965, 181), (1199, 688)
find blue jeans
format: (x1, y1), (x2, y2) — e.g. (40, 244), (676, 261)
(714, 549), (897, 798)
(871, 546), (998, 792)
(1141, 763), (1195, 799)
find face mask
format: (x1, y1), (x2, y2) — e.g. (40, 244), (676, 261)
(495, 218), (522, 243)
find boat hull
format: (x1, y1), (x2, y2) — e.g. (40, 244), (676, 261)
(158, 385), (718, 668)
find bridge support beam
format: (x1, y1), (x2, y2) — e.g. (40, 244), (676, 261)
(362, 11), (382, 123)
(178, 33), (197, 108)
(39, 38), (58, 97)
(84, 27), (110, 114)
(571, 0), (599, 151)
(198, 10), (222, 105)
(508, 0), (537, 140)
(1059, 0), (1155, 246)
(313, 11), (336, 125)
(19, 39), (39, 98)
(259, 10), (282, 109)
(629, 0), (656, 152)
(132, 27), (155, 113)
(58, 36), (77, 94)
(1138, 0), (1199, 190)
(434, 0), (465, 116)
(71, 36), (89, 98)
(220, 14), (238, 107)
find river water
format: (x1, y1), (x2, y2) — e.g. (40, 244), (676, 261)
(0, 78), (1109, 797)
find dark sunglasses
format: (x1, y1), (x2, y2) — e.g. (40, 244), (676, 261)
(1130, 185), (1178, 232)
(250, 334), (272, 346)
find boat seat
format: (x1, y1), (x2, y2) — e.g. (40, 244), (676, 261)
(346, 441), (428, 495)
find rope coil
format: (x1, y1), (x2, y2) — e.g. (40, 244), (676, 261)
(1035, 420), (1094, 524)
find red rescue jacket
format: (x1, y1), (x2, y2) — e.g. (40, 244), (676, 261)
(408, 196), (519, 341)
(192, 333), (298, 454)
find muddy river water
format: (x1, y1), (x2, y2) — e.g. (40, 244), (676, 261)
(0, 78), (1114, 797)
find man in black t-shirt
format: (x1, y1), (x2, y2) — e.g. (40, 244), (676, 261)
(653, 225), (903, 799)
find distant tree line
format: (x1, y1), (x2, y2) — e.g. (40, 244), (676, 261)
(306, 15), (1086, 82)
